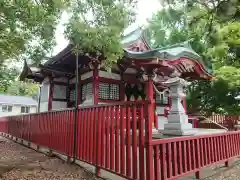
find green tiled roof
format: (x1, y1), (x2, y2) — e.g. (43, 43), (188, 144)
(122, 27), (151, 49)
(123, 41), (212, 75)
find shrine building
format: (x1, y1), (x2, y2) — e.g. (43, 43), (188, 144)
(20, 28), (213, 131)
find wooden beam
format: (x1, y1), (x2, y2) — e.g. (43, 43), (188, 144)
(48, 76), (54, 111)
(37, 86), (41, 112)
(93, 68), (99, 104)
(52, 98), (68, 102)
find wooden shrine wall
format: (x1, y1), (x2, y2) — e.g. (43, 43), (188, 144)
(52, 77), (68, 110)
(39, 77), (50, 112)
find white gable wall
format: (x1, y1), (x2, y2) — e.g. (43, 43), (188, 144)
(39, 77), (50, 112)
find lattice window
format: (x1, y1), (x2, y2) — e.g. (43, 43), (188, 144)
(110, 84), (119, 100)
(99, 82), (120, 100)
(70, 89), (75, 102)
(156, 89), (169, 105)
(99, 83), (109, 100)
(81, 83), (93, 101)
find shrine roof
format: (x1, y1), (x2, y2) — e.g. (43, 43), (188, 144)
(20, 27), (213, 81)
(121, 27), (151, 49)
(123, 41), (213, 75)
(124, 42), (199, 59)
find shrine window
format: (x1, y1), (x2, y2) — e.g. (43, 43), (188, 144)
(155, 90), (169, 105)
(81, 82), (93, 101)
(70, 89), (75, 102)
(99, 82), (120, 100)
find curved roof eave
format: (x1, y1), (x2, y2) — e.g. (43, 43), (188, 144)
(122, 27), (152, 50)
(44, 44), (73, 66)
(123, 44), (213, 76)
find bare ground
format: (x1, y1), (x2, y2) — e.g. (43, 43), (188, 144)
(0, 136), (101, 180)
(2, 136), (240, 180)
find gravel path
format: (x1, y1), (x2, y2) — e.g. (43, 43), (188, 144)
(0, 136), (100, 180)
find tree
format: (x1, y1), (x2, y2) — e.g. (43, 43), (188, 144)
(1, 0), (137, 97)
(65, 0), (137, 68)
(0, 0), (68, 65)
(146, 3), (240, 115)
(1, 0), (137, 68)
(0, 66), (39, 97)
(0, 66), (18, 93)
(6, 81), (39, 98)
(187, 80), (240, 115)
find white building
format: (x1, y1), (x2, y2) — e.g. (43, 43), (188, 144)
(0, 94), (37, 117)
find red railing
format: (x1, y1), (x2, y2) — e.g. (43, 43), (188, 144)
(210, 115), (240, 130)
(151, 131), (240, 179)
(0, 100), (152, 180)
(75, 101), (152, 179)
(1, 103), (240, 180)
(6, 109), (75, 156)
(0, 117), (8, 133)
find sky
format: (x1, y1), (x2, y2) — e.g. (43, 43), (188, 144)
(53, 0), (162, 55)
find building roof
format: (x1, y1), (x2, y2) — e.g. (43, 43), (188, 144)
(124, 41), (213, 76)
(20, 27), (213, 81)
(0, 94), (37, 106)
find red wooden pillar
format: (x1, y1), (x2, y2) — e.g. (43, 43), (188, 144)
(48, 77), (54, 111)
(145, 77), (155, 128)
(91, 62), (100, 176)
(66, 78), (71, 108)
(93, 68), (99, 105)
(120, 73), (125, 101)
(78, 75), (81, 105)
(145, 76), (154, 180)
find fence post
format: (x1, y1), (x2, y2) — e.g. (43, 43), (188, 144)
(95, 107), (101, 176)
(144, 76), (154, 180)
(195, 138), (201, 179)
(225, 135), (229, 167)
(144, 101), (154, 180)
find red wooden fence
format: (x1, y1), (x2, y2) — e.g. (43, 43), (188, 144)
(0, 117), (8, 133)
(0, 102), (240, 180)
(151, 132), (240, 179)
(209, 115), (240, 130)
(0, 100), (152, 180)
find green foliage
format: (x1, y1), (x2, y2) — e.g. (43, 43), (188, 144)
(0, 66), (18, 93)
(65, 0), (137, 68)
(187, 80), (240, 116)
(0, 0), (67, 64)
(0, 66), (39, 97)
(147, 1), (240, 115)
(0, 0), (137, 97)
(6, 81), (39, 98)
(1, 0), (137, 68)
